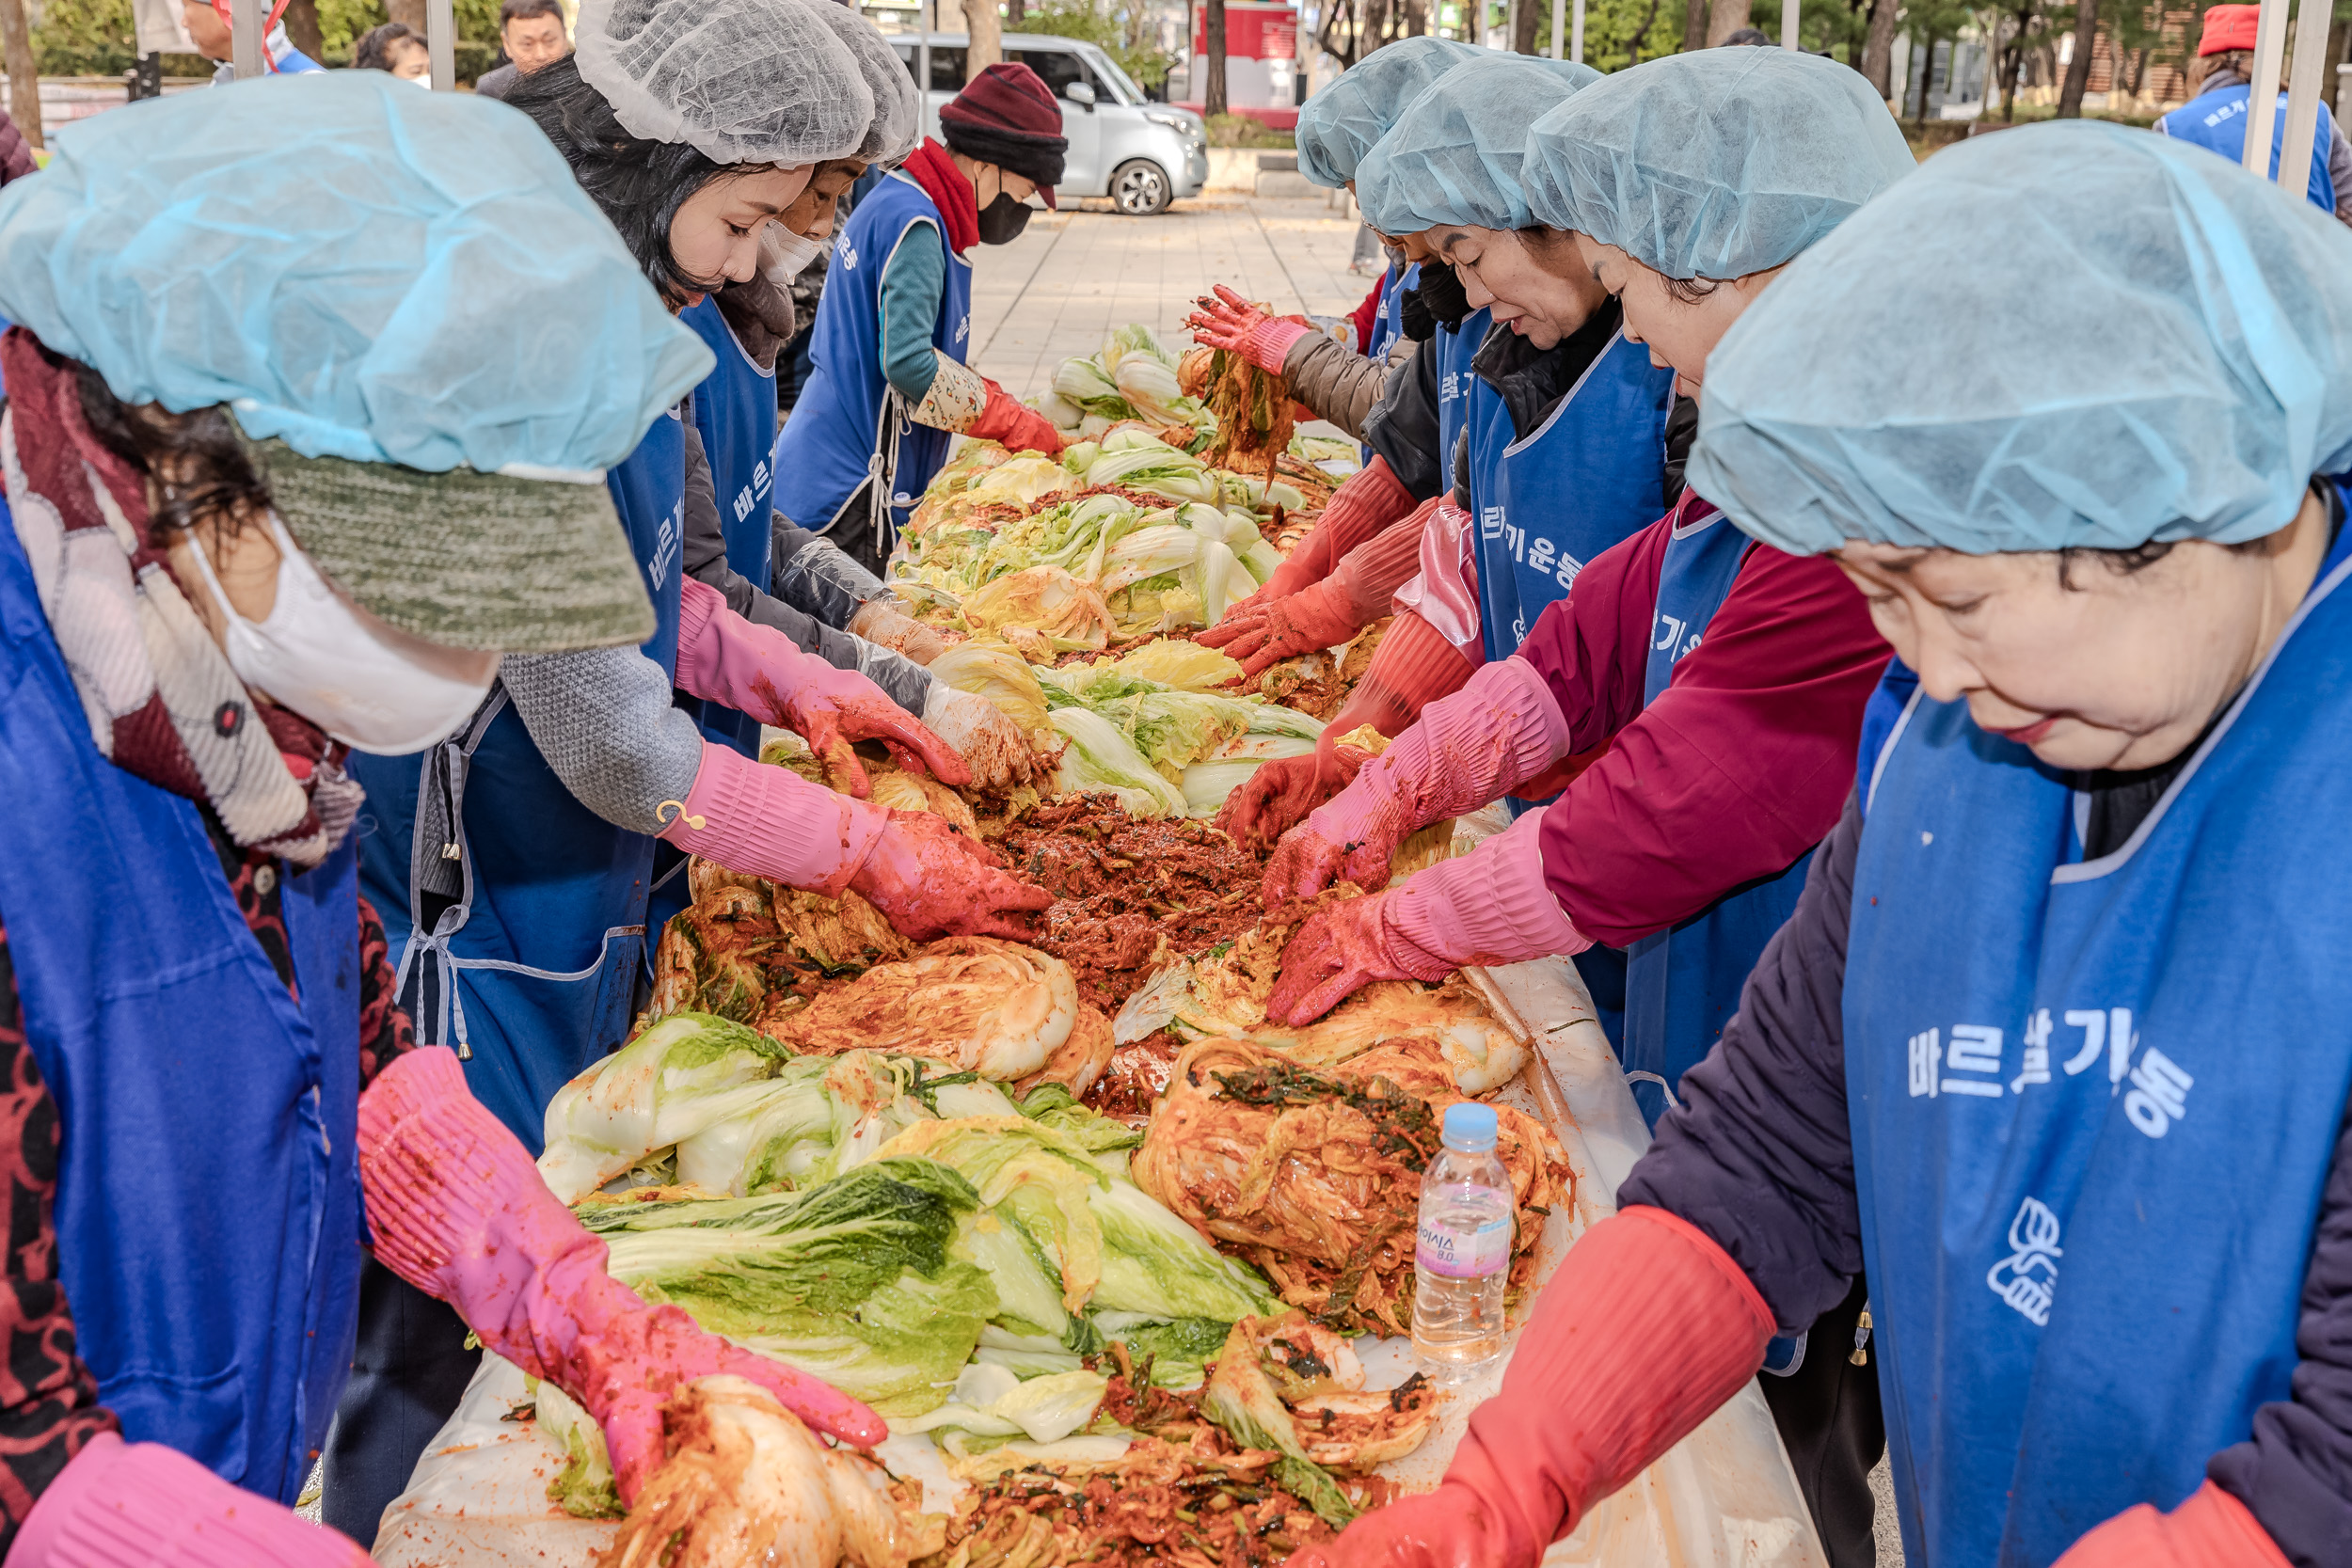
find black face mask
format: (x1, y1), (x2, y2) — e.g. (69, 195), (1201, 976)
(977, 190), (1031, 245)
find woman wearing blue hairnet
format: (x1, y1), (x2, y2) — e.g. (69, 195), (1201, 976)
(0, 74), (890, 1564)
(1298, 119), (2352, 1568)
(1266, 49), (1907, 1565)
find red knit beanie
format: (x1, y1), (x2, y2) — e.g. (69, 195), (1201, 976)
(940, 61), (1069, 207)
(2198, 5), (2260, 56)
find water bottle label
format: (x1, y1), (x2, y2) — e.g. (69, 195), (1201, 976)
(1416, 1213), (1513, 1279)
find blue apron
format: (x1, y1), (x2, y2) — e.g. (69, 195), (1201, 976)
(771, 170), (975, 560)
(680, 297), (776, 762)
(351, 413), (688, 1149)
(1360, 260), (1418, 466)
(2159, 82), (2336, 212)
(1619, 505), (1808, 1126)
(0, 496), (362, 1503)
(1845, 516), (2352, 1567)
(1433, 307), (1487, 487)
(1465, 328), (1675, 665)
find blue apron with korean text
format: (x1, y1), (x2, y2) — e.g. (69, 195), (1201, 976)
(1433, 308), (1487, 486)
(1619, 506), (1807, 1126)
(1360, 260), (1418, 466)
(1843, 521), (2352, 1567)
(771, 170), (974, 559)
(1464, 328), (1673, 666)
(2158, 82), (2335, 212)
(680, 298), (775, 761)
(0, 496), (362, 1504)
(351, 413), (686, 1148)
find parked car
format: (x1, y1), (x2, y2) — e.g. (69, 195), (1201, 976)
(888, 31), (1209, 215)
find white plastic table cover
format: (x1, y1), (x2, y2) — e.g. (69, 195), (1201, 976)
(372, 940), (1823, 1567)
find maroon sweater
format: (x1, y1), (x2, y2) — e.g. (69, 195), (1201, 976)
(1513, 494), (1891, 945)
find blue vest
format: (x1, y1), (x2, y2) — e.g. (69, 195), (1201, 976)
(1620, 505), (1808, 1126)
(771, 170), (975, 557)
(0, 497), (362, 1503)
(1845, 518), (2352, 1566)
(680, 298), (776, 761)
(350, 412), (688, 1148)
(1365, 258), (1416, 365)
(1465, 327), (1675, 663)
(1433, 307), (1487, 484)
(2159, 82), (2336, 212)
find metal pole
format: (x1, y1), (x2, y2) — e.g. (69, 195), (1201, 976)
(1781, 0), (1799, 49)
(2242, 0), (2292, 176)
(2277, 0), (2329, 198)
(1549, 0), (1563, 56)
(230, 0), (262, 78)
(426, 0), (454, 89)
(1569, 0), (1583, 62)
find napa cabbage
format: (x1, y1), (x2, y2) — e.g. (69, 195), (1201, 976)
(537, 1012), (786, 1203)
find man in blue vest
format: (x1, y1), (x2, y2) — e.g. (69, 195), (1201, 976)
(2156, 2), (2352, 220)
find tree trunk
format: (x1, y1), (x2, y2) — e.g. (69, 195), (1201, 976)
(1914, 29), (1936, 117)
(964, 0), (1000, 76)
(1009, 0), (1025, 24)
(1704, 0), (1751, 47)
(1514, 0), (1540, 54)
(282, 0), (323, 61)
(1860, 0), (1899, 96)
(1681, 0), (1709, 53)
(0, 0), (37, 150)
(388, 0), (427, 31)
(2055, 0), (2094, 116)
(1204, 0), (1226, 114)
(1998, 32), (2021, 119)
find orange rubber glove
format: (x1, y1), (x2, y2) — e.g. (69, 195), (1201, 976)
(968, 380), (1064, 455)
(1208, 461), (1420, 632)
(1323, 608), (1481, 742)
(1287, 1206), (1774, 1568)
(2053, 1482), (2290, 1568)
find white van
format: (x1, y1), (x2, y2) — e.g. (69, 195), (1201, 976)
(888, 32), (1210, 215)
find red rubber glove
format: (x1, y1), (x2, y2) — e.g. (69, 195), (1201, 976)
(849, 807), (1056, 942)
(676, 576), (967, 798)
(1218, 516), (1432, 678)
(1287, 1207), (1773, 1568)
(1185, 284), (1312, 374)
(967, 379), (1065, 455)
(2053, 1481), (2290, 1568)
(358, 1048), (889, 1506)
(1211, 465), (1422, 635)
(1213, 736), (1373, 851)
(10, 1433), (371, 1568)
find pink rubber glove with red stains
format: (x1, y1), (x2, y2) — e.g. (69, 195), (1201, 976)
(1264, 809), (1589, 1025)
(1186, 284), (1313, 374)
(358, 1048), (888, 1504)
(2052, 1482), (2290, 1568)
(675, 576), (967, 799)
(9, 1433), (372, 1568)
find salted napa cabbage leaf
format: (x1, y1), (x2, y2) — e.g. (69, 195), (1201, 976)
(537, 1012), (785, 1203)
(1049, 707), (1188, 817)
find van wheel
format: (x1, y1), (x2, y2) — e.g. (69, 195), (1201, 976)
(1109, 159), (1173, 215)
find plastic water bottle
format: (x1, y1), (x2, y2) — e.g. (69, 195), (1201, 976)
(1412, 1101), (1514, 1373)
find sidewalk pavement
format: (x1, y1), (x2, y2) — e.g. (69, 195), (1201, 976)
(967, 193), (1378, 399)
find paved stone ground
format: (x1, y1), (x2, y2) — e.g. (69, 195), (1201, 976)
(966, 193), (1378, 400)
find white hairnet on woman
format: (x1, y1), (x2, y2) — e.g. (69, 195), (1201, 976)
(803, 0), (922, 165)
(573, 0), (874, 165)
(1294, 35), (1485, 188)
(1356, 54), (1600, 235)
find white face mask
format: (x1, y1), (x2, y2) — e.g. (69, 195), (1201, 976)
(187, 514), (498, 754)
(760, 221), (828, 284)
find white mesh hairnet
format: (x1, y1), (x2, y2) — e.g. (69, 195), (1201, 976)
(806, 0), (920, 165)
(1295, 37), (1486, 188)
(0, 71), (709, 473)
(575, 0), (874, 166)
(1357, 55), (1598, 234)
(1690, 121), (2352, 557)
(1522, 49), (1913, 278)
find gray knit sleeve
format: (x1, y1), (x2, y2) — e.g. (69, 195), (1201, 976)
(499, 647), (707, 835)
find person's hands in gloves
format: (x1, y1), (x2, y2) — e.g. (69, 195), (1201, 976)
(2051, 1483), (2290, 1568)
(922, 682), (1039, 791)
(1263, 655), (1571, 904)
(1285, 1207), (1774, 1568)
(1211, 471), (1426, 633)
(358, 1048), (888, 1507)
(1186, 284), (1314, 375)
(1319, 606), (1482, 748)
(1216, 729), (1379, 852)
(676, 576), (967, 798)
(9, 1432), (375, 1567)
(848, 808), (1055, 940)
(967, 378), (1065, 456)
(1209, 513), (1431, 680)
(850, 595), (950, 665)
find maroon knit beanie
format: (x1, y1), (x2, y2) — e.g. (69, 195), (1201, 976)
(939, 61), (1069, 207)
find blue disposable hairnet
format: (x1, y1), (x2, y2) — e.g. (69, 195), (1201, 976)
(1357, 54), (1599, 234)
(1295, 37), (1486, 189)
(1522, 49), (1913, 278)
(1689, 121), (2352, 556)
(0, 71), (710, 475)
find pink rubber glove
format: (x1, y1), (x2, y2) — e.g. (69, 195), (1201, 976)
(1214, 737), (1375, 852)
(1212, 459), (1420, 626)
(8, 1433), (371, 1568)
(676, 576), (968, 798)
(1264, 810), (1584, 1025)
(2053, 1482), (2291, 1568)
(656, 745), (1052, 938)
(1287, 1207), (1772, 1568)
(1263, 654), (1569, 906)
(358, 1049), (889, 1505)
(1219, 518), (1431, 680)
(1185, 284), (1312, 374)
